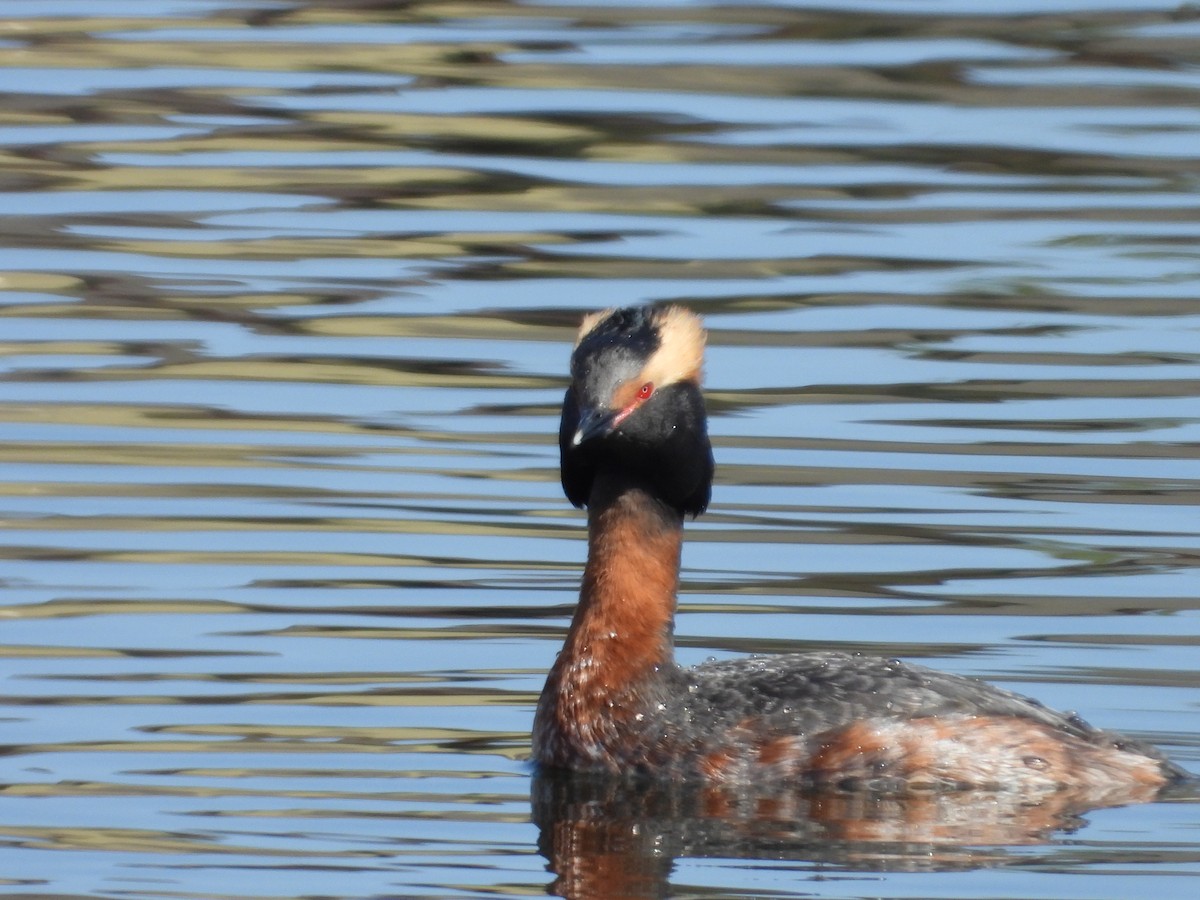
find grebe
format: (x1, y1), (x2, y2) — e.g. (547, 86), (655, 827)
(533, 304), (1187, 793)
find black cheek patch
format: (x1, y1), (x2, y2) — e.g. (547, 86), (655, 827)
(558, 388), (594, 508)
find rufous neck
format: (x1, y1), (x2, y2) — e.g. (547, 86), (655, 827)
(565, 480), (684, 676)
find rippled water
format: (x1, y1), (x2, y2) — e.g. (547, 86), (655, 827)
(1, 1), (1199, 897)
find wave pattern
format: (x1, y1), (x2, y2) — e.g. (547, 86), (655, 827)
(0, 1), (1199, 897)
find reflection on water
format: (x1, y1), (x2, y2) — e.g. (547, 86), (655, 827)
(1, 1), (1199, 898)
(533, 771), (1199, 898)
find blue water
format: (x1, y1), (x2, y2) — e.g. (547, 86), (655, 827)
(0, 1), (1198, 897)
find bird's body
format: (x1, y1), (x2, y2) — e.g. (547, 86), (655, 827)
(533, 305), (1186, 795)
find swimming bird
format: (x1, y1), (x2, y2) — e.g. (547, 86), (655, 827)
(533, 304), (1186, 794)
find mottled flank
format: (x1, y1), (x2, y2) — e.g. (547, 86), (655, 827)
(804, 715), (1167, 794)
(540, 645), (1184, 795)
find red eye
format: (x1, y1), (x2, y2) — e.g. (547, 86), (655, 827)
(638, 382), (654, 400)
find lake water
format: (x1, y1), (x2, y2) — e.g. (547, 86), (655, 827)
(1, 1), (1199, 897)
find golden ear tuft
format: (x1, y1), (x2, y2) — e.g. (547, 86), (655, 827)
(571, 304), (707, 386)
(646, 305), (706, 386)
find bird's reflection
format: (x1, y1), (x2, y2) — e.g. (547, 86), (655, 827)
(533, 770), (1172, 898)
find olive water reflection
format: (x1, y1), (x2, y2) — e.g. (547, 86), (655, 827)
(1, 1), (1199, 898)
(534, 772), (1199, 899)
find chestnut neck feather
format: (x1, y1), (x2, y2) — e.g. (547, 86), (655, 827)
(534, 467), (684, 768)
(559, 471), (683, 689)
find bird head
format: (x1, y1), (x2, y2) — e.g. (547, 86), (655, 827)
(559, 305), (713, 517)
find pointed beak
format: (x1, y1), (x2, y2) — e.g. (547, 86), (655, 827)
(571, 407), (616, 447)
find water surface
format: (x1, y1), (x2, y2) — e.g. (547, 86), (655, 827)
(1, 1), (1199, 897)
